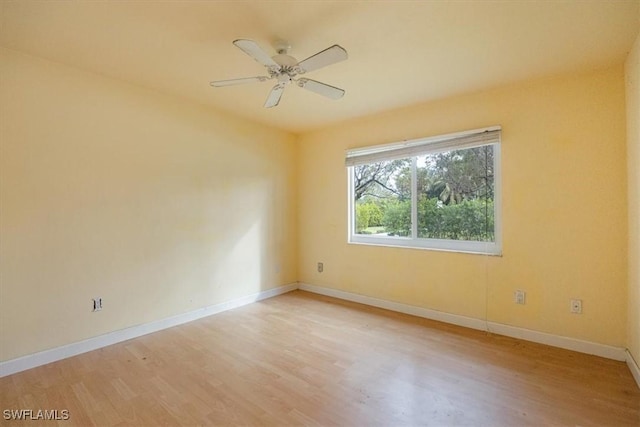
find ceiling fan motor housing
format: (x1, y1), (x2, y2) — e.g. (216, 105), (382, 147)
(271, 53), (301, 83)
(272, 53), (298, 67)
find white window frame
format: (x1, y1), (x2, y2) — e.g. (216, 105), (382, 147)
(347, 126), (502, 256)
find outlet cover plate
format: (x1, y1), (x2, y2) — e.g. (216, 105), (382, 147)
(570, 299), (582, 314)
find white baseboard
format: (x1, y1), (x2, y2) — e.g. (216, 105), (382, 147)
(486, 322), (625, 361)
(627, 350), (640, 388)
(2, 281), (634, 384)
(298, 283), (627, 362)
(0, 283), (298, 378)
(298, 282), (488, 332)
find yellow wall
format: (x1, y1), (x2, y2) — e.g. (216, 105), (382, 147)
(0, 48), (298, 362)
(298, 66), (628, 347)
(627, 32), (640, 365)
(0, 42), (634, 363)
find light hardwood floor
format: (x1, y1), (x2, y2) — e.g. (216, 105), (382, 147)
(1, 290), (639, 426)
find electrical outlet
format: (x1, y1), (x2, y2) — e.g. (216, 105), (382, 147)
(514, 290), (526, 305)
(570, 299), (582, 314)
(317, 262), (324, 273)
(92, 297), (102, 312)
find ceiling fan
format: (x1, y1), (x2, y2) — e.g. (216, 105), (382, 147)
(210, 39), (348, 108)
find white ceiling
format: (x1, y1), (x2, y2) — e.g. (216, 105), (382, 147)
(1, 1), (638, 134)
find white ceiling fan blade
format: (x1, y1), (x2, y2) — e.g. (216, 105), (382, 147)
(297, 78), (345, 100)
(210, 76), (269, 87)
(297, 45), (348, 73)
(233, 39), (279, 68)
(264, 83), (286, 108)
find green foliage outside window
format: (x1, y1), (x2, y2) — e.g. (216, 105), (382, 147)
(379, 197), (493, 240)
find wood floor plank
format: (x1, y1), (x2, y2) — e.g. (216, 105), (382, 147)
(1, 290), (638, 426)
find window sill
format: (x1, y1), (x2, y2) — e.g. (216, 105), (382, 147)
(348, 235), (502, 256)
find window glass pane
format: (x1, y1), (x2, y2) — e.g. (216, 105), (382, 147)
(416, 145), (494, 241)
(353, 158), (412, 237)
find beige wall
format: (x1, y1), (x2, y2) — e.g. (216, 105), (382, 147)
(298, 66), (628, 347)
(627, 32), (640, 365)
(0, 48), (298, 362)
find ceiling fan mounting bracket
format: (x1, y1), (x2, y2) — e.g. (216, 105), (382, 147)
(273, 40), (291, 55)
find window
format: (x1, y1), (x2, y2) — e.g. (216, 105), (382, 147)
(347, 127), (501, 255)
